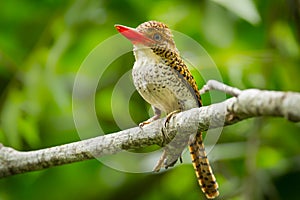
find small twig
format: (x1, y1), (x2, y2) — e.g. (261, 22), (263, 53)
(200, 80), (242, 97)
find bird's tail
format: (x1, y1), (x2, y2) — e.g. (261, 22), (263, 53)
(189, 131), (219, 199)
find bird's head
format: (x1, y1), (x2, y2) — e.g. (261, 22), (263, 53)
(115, 21), (178, 55)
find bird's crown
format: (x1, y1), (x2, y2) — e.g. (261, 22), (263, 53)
(136, 20), (176, 50)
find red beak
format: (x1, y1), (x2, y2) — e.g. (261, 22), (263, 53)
(115, 24), (154, 45)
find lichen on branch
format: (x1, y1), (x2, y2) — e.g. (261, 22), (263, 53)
(0, 82), (299, 178)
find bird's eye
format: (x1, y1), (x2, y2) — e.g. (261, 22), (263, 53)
(153, 33), (162, 41)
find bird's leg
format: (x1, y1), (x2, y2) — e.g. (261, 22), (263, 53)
(199, 80), (241, 97)
(139, 106), (161, 127)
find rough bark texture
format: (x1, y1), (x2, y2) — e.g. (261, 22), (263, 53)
(0, 88), (299, 178)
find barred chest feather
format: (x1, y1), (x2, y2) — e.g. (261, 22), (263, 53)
(132, 48), (198, 114)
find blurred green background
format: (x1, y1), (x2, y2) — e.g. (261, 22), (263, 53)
(0, 0), (300, 199)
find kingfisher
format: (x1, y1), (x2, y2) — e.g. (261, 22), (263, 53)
(115, 21), (219, 199)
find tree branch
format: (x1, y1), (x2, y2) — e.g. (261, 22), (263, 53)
(1, 87), (299, 178)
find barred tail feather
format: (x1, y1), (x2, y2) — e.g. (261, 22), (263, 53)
(189, 132), (219, 199)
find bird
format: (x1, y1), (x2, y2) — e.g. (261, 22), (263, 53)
(115, 20), (219, 199)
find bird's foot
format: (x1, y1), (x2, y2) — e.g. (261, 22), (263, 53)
(139, 114), (161, 128)
(161, 110), (181, 144)
(139, 107), (162, 128)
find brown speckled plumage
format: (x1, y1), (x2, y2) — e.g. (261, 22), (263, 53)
(118, 20), (219, 199)
(151, 46), (202, 107)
